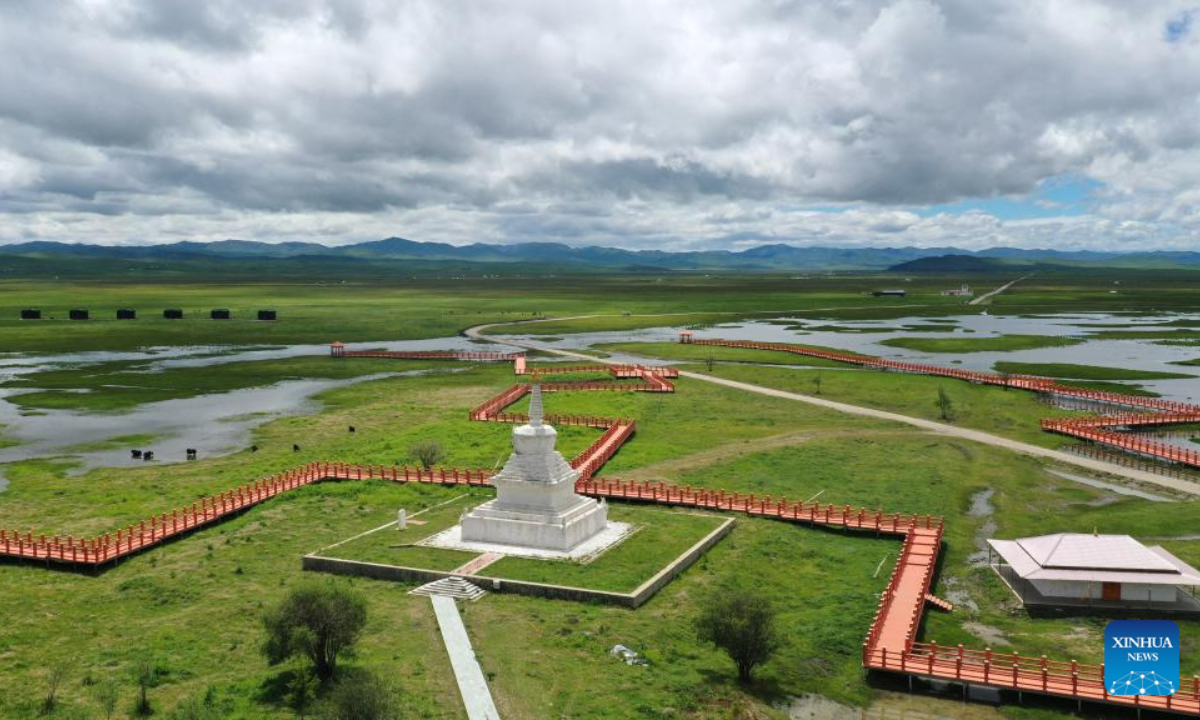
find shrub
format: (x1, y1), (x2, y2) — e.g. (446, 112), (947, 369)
(409, 440), (447, 469)
(319, 672), (397, 720)
(695, 589), (781, 683)
(262, 583), (367, 680)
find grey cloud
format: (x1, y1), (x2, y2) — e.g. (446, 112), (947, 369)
(1, 0), (1200, 250)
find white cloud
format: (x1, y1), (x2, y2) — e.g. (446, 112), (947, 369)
(1, 0), (1199, 251)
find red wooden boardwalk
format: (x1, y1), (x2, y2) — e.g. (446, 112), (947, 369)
(4, 349), (1197, 714)
(690, 338), (1200, 470)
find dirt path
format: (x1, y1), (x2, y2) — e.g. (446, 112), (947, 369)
(969, 274), (1029, 305)
(465, 321), (1200, 497)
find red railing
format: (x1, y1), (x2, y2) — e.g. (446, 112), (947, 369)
(338, 349), (522, 362)
(8, 345), (1197, 715)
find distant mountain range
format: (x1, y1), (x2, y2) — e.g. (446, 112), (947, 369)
(2, 237), (1199, 273)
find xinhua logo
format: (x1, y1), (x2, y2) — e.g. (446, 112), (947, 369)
(1105, 620), (1180, 696)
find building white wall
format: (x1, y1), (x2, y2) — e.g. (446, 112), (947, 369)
(1031, 579), (1099, 599)
(1029, 579), (1178, 603)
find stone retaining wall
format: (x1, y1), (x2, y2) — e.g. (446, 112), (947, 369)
(303, 516), (734, 608)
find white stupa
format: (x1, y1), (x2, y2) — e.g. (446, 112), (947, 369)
(461, 382), (609, 551)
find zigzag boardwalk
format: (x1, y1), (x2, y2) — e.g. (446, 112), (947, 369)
(3, 349), (1197, 715)
(687, 338), (1200, 470)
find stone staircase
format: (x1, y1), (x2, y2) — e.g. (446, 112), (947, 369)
(410, 576), (487, 601)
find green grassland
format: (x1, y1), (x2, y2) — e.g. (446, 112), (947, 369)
(880, 334), (1083, 353)
(700, 364), (1086, 447)
(1087, 329), (1200, 343)
(991, 361), (1195, 381)
(4, 270), (1200, 353)
(592, 341), (855, 368)
(0, 274), (980, 353)
(0, 360), (902, 719)
(981, 270), (1200, 314)
(3, 272), (1200, 719)
(575, 341), (1091, 448)
(0, 354), (1195, 718)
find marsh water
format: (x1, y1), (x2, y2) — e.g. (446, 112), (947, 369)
(0, 311), (1197, 488)
(0, 337), (523, 486)
(495, 311), (1200, 404)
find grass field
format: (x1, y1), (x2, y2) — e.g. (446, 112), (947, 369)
(3, 273), (1200, 719)
(580, 341), (1090, 448)
(0, 275), (978, 353)
(592, 341), (856, 368)
(880, 334), (1084, 353)
(991, 361), (1195, 381)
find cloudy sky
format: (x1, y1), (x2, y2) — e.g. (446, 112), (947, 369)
(1, 1), (1199, 251)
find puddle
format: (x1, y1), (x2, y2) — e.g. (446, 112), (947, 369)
(965, 489), (996, 568)
(962, 622), (1009, 646)
(781, 691), (1009, 719)
(0, 370), (442, 475)
(941, 577), (979, 612)
(780, 694), (862, 720)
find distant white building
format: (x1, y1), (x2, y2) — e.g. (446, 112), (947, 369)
(988, 533), (1200, 613)
(941, 283), (973, 297)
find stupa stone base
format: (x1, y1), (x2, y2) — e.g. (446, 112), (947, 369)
(420, 520), (635, 561)
(462, 491), (608, 552)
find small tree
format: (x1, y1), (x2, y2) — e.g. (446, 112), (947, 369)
(409, 440), (447, 470)
(95, 681), (119, 720)
(263, 583), (367, 681)
(695, 589), (781, 683)
(132, 657), (156, 717)
(40, 664), (64, 715)
(812, 374), (822, 395)
(705, 353), (715, 371)
(936, 386), (955, 421)
(319, 672), (396, 720)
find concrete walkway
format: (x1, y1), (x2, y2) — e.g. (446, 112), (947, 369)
(430, 595), (501, 720)
(464, 322), (1200, 497)
(969, 274), (1028, 305)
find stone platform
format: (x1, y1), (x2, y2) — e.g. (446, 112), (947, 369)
(420, 520), (635, 561)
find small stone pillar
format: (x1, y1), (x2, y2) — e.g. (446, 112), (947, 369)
(397, 508), (407, 530)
